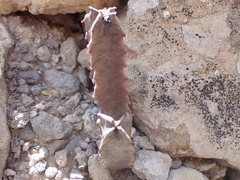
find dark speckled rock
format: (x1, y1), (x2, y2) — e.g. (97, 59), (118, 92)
(120, 0), (240, 170)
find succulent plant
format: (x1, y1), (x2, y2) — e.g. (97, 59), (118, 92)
(82, 6), (134, 171)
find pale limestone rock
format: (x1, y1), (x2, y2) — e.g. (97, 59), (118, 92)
(132, 150), (172, 180)
(118, 0), (240, 170)
(88, 154), (113, 180)
(0, 0), (120, 15)
(168, 166), (209, 180)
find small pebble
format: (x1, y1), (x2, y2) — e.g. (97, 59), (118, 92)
(16, 84), (30, 94)
(70, 169), (84, 179)
(22, 94), (34, 107)
(30, 110), (38, 118)
(85, 137), (90, 143)
(37, 45), (51, 62)
(79, 140), (88, 150)
(4, 169), (16, 176)
(45, 167), (58, 178)
(23, 142), (31, 151)
(31, 85), (41, 95)
(80, 103), (88, 110)
(18, 79), (26, 85)
(35, 161), (47, 172)
(55, 149), (68, 167)
(34, 101), (46, 110)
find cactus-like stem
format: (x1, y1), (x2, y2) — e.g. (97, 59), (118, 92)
(83, 7), (134, 171)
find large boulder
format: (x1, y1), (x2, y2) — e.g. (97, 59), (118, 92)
(119, 0), (240, 169)
(0, 22), (13, 179)
(0, 0), (120, 15)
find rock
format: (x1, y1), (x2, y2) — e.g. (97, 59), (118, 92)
(182, 13), (231, 58)
(138, 136), (155, 150)
(88, 154), (113, 180)
(51, 54), (60, 63)
(78, 66), (88, 87)
(29, 147), (48, 166)
(64, 92), (82, 109)
(79, 140), (88, 150)
(82, 108), (100, 139)
(0, 0), (120, 15)
(45, 167), (58, 178)
(30, 110), (38, 118)
(23, 52), (38, 63)
(60, 37), (79, 73)
(17, 70), (41, 84)
(4, 169), (16, 176)
(18, 124), (36, 141)
(168, 166), (209, 180)
(171, 158), (182, 169)
(0, 22), (14, 48)
(18, 79), (26, 85)
(10, 111), (29, 129)
(22, 142), (31, 151)
(77, 48), (91, 70)
(30, 85), (41, 95)
(17, 61), (32, 70)
(44, 69), (80, 95)
(132, 150), (171, 180)
(36, 45), (51, 61)
(74, 151), (87, 169)
(35, 161), (47, 172)
(22, 94), (34, 107)
(47, 140), (67, 156)
(16, 84), (30, 94)
(30, 111), (73, 142)
(119, 0), (240, 170)
(85, 143), (96, 157)
(55, 149), (68, 168)
(69, 169), (84, 179)
(63, 112), (81, 124)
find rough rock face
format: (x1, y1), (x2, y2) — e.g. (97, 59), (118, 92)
(0, 22), (13, 179)
(0, 0), (120, 15)
(120, 0), (240, 169)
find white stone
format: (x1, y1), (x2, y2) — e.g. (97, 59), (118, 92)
(35, 161), (47, 172)
(168, 166), (209, 180)
(132, 150), (172, 180)
(45, 167), (58, 178)
(69, 169), (84, 179)
(22, 142), (31, 151)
